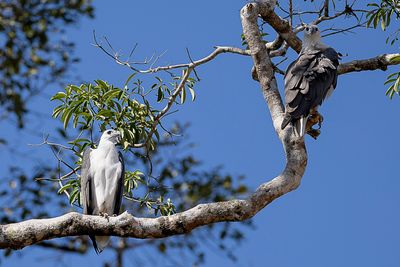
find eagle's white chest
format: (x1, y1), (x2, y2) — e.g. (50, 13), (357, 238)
(90, 143), (122, 214)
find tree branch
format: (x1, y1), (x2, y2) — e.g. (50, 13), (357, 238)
(313, 9), (348, 25)
(258, 4), (302, 53)
(0, 1), (308, 250)
(338, 54), (400, 75)
(324, 0), (329, 17)
(2, 1), (398, 252)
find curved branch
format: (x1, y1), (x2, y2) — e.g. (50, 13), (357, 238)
(1, 2), (398, 252)
(258, 4), (302, 53)
(142, 46), (250, 73)
(0, 1), (308, 250)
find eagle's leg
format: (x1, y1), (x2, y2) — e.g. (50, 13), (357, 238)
(306, 109), (324, 139)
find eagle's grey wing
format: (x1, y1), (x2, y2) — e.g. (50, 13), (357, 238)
(113, 151), (125, 215)
(282, 47), (339, 130)
(80, 147), (101, 254)
(80, 147), (94, 215)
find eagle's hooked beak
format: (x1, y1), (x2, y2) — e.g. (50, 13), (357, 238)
(114, 130), (122, 143)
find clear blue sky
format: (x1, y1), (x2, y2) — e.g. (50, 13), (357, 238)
(2, 1), (400, 266)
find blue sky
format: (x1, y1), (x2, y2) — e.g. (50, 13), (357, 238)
(2, 1), (400, 266)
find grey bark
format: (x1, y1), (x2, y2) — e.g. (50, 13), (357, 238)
(0, 1), (398, 250)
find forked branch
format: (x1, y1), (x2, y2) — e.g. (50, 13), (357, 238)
(1, 1), (399, 250)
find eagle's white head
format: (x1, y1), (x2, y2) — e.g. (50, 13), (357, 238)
(99, 129), (121, 145)
(302, 25), (327, 52)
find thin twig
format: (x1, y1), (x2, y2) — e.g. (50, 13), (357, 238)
(313, 9), (348, 24)
(324, 0), (329, 17)
(133, 69), (192, 148)
(322, 23), (365, 37)
(186, 48), (201, 81)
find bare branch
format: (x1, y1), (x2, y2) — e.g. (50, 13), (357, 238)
(93, 30), (250, 74)
(324, 0), (329, 17)
(322, 22), (365, 38)
(0, 166), (309, 251)
(185, 48), (201, 81)
(313, 9), (348, 25)
(140, 46), (250, 73)
(2, 1), (399, 252)
(270, 42), (289, 58)
(265, 35), (284, 51)
(338, 54), (400, 75)
(259, 4), (302, 53)
(35, 167), (80, 182)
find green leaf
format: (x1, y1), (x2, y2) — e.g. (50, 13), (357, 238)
(124, 72), (137, 87)
(180, 87), (186, 104)
(157, 87), (164, 102)
(97, 109), (114, 119)
(73, 113), (80, 128)
(188, 87), (196, 101)
(71, 85), (83, 94)
(373, 12), (379, 28)
(386, 10), (391, 27)
(96, 80), (109, 91)
(62, 108), (74, 129)
(154, 129), (160, 141)
(390, 55), (400, 63)
(381, 16), (386, 31)
(384, 78), (397, 85)
(103, 89), (121, 102)
(52, 106), (64, 118)
(69, 187), (79, 204)
(58, 183), (73, 194)
(51, 92), (66, 101)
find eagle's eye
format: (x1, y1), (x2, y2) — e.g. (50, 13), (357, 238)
(107, 130), (112, 135)
(315, 28), (318, 31)
(305, 27), (310, 31)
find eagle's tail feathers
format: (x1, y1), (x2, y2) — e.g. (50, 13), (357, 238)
(94, 236), (110, 253)
(295, 116), (307, 137)
(281, 114), (292, 130)
(89, 234), (101, 254)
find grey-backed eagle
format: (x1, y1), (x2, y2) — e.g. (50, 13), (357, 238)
(80, 129), (125, 253)
(281, 24), (340, 137)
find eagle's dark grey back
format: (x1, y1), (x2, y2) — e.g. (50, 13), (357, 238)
(283, 47), (339, 126)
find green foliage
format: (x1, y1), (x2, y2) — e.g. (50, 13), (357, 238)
(52, 79), (158, 150)
(384, 62), (400, 98)
(1, 126), (250, 264)
(52, 74), (197, 151)
(367, 1), (400, 99)
(49, 66), (198, 217)
(367, 1), (399, 33)
(0, 0), (94, 127)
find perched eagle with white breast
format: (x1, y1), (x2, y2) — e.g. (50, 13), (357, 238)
(80, 129), (125, 253)
(281, 24), (340, 137)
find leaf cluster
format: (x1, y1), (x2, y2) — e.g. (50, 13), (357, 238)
(367, 1), (400, 98)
